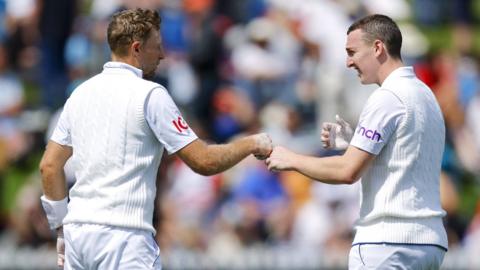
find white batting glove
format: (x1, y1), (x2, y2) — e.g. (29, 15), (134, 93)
(57, 227), (65, 268)
(321, 115), (353, 151)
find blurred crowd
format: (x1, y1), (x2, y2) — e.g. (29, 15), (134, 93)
(0, 0), (479, 268)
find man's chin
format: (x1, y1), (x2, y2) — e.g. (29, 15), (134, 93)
(358, 76), (369, 85)
(357, 74), (366, 83)
(143, 72), (155, 80)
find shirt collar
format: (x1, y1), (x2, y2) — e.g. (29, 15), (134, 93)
(102, 61), (143, 78)
(381, 66), (415, 88)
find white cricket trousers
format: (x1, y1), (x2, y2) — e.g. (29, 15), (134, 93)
(63, 223), (161, 270)
(349, 243), (445, 269)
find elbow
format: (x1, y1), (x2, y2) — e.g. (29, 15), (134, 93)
(39, 157), (61, 178)
(340, 175), (360, 185)
(339, 169), (362, 185)
(191, 167), (216, 176)
(197, 170), (217, 177)
(39, 159), (52, 177)
(188, 160), (218, 176)
(180, 143), (228, 176)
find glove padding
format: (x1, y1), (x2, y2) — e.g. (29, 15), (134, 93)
(57, 227), (65, 268)
(321, 115), (353, 151)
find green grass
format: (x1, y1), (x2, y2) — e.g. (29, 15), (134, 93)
(1, 151), (43, 213)
(458, 173), (480, 219)
(418, 25), (480, 54)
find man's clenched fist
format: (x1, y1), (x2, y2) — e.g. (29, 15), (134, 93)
(252, 133), (273, 160)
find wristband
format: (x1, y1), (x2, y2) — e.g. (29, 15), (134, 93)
(41, 195), (68, 230)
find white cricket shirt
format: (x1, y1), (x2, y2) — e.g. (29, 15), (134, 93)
(350, 66), (448, 250)
(51, 62), (197, 234)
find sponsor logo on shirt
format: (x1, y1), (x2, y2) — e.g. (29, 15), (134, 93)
(357, 126), (382, 142)
(172, 116), (189, 133)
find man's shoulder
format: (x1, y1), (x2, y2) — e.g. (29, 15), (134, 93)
(379, 74), (431, 99)
(71, 73), (103, 91)
(132, 77), (167, 93)
(70, 72), (168, 99)
(369, 87), (403, 104)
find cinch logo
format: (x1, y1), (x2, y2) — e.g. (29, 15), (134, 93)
(357, 126), (382, 142)
(172, 116), (189, 133)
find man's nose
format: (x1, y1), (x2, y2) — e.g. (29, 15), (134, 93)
(346, 58), (354, 68)
(159, 46), (165, 60)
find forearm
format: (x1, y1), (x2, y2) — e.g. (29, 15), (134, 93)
(196, 137), (256, 175)
(41, 166), (68, 200)
(290, 154), (357, 185)
(178, 133), (271, 176)
(267, 146), (372, 185)
(40, 168), (68, 230)
(39, 141), (71, 230)
(40, 141), (72, 200)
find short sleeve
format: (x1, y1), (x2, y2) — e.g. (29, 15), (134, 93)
(50, 102), (72, 146)
(350, 89), (406, 155)
(145, 87), (198, 154)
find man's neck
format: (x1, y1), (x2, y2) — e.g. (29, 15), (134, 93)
(377, 59), (404, 85)
(111, 54), (139, 69)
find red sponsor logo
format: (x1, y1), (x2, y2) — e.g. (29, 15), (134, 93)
(172, 116), (189, 133)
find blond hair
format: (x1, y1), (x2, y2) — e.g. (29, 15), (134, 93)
(107, 8), (161, 57)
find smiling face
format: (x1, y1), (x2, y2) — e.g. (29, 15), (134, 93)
(135, 29), (165, 79)
(345, 29), (380, 85)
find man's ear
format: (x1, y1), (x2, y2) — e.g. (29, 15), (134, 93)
(373, 40), (385, 57)
(132, 41), (141, 54)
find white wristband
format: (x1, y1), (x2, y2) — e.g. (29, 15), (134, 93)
(41, 195), (68, 230)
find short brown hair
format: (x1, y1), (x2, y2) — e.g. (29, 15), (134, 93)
(107, 8), (161, 57)
(347, 14), (402, 60)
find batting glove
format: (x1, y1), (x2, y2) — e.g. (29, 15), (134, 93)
(321, 115), (353, 150)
